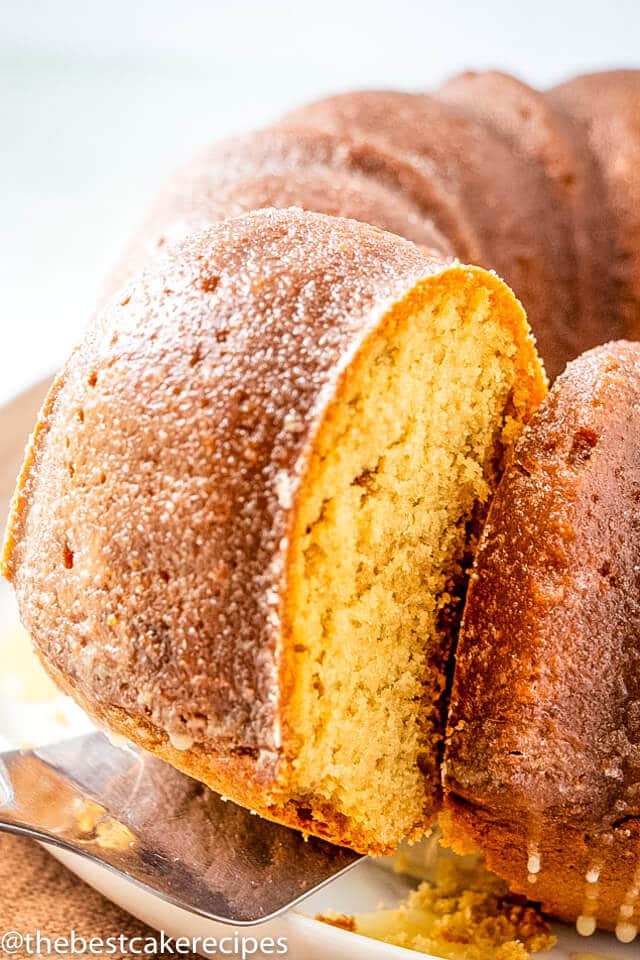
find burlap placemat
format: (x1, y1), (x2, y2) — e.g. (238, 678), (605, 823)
(0, 834), (198, 959)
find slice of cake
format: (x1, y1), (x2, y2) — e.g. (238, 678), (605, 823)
(1, 208), (545, 852)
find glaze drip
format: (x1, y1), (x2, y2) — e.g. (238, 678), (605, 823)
(526, 841), (541, 885)
(576, 864), (600, 937)
(615, 860), (640, 943)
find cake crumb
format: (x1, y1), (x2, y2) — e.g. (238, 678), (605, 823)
(317, 855), (555, 959)
(316, 912), (356, 932)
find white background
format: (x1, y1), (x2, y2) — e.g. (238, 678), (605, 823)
(1, 0), (639, 406)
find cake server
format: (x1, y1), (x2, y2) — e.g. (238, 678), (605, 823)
(0, 732), (361, 923)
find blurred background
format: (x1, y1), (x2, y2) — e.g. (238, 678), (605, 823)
(1, 0), (639, 406)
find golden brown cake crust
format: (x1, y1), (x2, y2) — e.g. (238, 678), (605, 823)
(4, 209), (448, 753)
(105, 70), (640, 383)
(438, 70), (621, 378)
(443, 341), (640, 930)
(106, 126), (455, 296)
(283, 88), (575, 379)
(550, 71), (640, 347)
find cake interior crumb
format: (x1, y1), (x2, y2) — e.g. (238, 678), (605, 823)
(286, 276), (533, 847)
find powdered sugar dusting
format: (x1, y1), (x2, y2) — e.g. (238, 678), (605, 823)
(8, 208), (450, 761)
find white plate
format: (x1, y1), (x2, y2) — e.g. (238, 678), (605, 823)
(1, 584), (637, 959)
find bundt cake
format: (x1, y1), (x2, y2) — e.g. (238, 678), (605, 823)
(108, 69), (640, 380)
(1, 208), (545, 854)
(3, 66), (640, 939)
(442, 341), (640, 939)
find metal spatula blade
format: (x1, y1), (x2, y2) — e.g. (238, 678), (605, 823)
(0, 733), (361, 924)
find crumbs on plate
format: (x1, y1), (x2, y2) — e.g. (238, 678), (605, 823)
(318, 852), (556, 960)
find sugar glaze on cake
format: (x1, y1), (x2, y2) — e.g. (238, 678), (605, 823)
(2, 208), (545, 854)
(443, 341), (640, 937)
